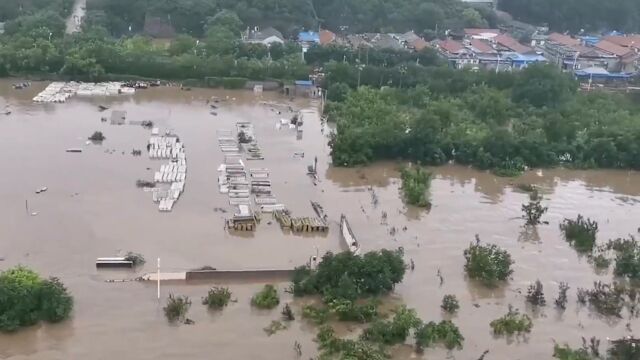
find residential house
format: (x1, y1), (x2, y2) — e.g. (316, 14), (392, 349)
(466, 38), (500, 69)
(345, 34), (372, 49)
(435, 39), (478, 69)
(244, 27), (285, 46)
(319, 29), (336, 46)
(593, 40), (638, 72)
(542, 32), (581, 68)
(365, 33), (405, 51)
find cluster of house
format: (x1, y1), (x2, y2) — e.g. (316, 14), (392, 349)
(542, 32), (639, 81)
(242, 26), (428, 54)
(433, 28), (640, 79)
(433, 29), (547, 71)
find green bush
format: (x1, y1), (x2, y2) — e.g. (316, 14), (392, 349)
(0, 266), (73, 332)
(316, 325), (388, 360)
(441, 294), (460, 314)
(163, 294), (191, 323)
(560, 215), (598, 253)
(463, 240), (514, 286)
(202, 287), (232, 309)
(415, 320), (464, 351)
(251, 284), (280, 309)
(490, 305), (532, 336)
(360, 306), (421, 345)
(608, 238), (640, 280)
(329, 298), (379, 323)
(552, 344), (593, 360)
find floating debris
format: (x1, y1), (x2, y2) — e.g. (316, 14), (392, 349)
(66, 148), (82, 153)
(35, 187), (48, 194)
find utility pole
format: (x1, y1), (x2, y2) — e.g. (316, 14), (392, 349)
(157, 257), (161, 300)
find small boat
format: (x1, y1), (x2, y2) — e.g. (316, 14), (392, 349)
(340, 214), (361, 255)
(66, 148), (82, 153)
(98, 105), (109, 111)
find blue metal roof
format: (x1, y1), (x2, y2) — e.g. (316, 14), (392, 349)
(298, 31), (320, 43)
(505, 52), (547, 62)
(575, 68), (635, 79)
(295, 80), (314, 86)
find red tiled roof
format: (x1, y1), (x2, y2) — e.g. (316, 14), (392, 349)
(595, 40), (634, 57)
(319, 30), (336, 45)
(464, 28), (500, 36)
(494, 34), (532, 54)
(469, 39), (495, 53)
(437, 39), (464, 54)
(411, 38), (428, 51)
(547, 32), (580, 46)
(603, 35), (640, 48)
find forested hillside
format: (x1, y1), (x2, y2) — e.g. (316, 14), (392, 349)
(499, 0), (640, 33)
(85, 0), (497, 37)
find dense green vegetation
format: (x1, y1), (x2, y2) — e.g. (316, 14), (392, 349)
(415, 320), (464, 351)
(84, 0), (495, 38)
(328, 64), (640, 173)
(576, 282), (638, 317)
(554, 337), (640, 360)
(463, 240), (514, 286)
(499, 0), (640, 34)
(0, 266), (73, 332)
(292, 249), (405, 300)
(399, 166), (432, 207)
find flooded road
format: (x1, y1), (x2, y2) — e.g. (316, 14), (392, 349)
(0, 79), (639, 359)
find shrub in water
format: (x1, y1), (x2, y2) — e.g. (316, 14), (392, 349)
(163, 294), (191, 323)
(526, 280), (546, 307)
(202, 287), (232, 310)
(251, 284), (280, 309)
(560, 215), (598, 253)
(490, 305), (533, 336)
(415, 320), (464, 351)
(441, 294), (460, 314)
(463, 238), (514, 286)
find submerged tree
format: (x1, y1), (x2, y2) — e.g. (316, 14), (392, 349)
(526, 280), (546, 307)
(251, 284), (280, 309)
(490, 305), (533, 336)
(0, 266), (73, 332)
(202, 287), (232, 310)
(164, 294), (191, 323)
(441, 294), (460, 314)
(560, 215), (599, 253)
(400, 166), (432, 208)
(415, 320), (464, 352)
(555, 282), (570, 310)
(521, 190), (548, 226)
(463, 237), (514, 287)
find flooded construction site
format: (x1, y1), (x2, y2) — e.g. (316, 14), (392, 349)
(0, 79), (639, 359)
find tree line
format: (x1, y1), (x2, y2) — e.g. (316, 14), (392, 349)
(84, 0), (497, 38)
(499, 0), (640, 34)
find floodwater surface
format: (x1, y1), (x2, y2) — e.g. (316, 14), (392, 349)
(0, 79), (638, 359)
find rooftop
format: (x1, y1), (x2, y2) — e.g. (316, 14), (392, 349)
(299, 31), (320, 43)
(469, 39), (496, 53)
(464, 28), (500, 37)
(594, 40), (634, 57)
(603, 35), (640, 48)
(547, 33), (580, 47)
(494, 33), (532, 54)
(437, 39), (465, 54)
(319, 29), (336, 45)
(247, 27), (284, 42)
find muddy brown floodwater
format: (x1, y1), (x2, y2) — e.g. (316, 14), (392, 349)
(0, 79), (639, 360)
